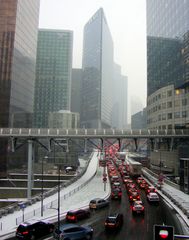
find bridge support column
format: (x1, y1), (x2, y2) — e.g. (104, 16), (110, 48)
(27, 139), (34, 199)
(84, 138), (87, 153)
(170, 137), (174, 151)
(134, 138), (138, 151)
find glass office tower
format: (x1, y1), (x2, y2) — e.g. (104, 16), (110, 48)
(0, 0), (40, 177)
(82, 8), (114, 128)
(147, 0), (189, 96)
(0, 0), (40, 127)
(34, 29), (73, 128)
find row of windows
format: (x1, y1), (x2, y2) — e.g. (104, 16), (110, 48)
(147, 110), (188, 124)
(147, 99), (188, 114)
(147, 89), (173, 105)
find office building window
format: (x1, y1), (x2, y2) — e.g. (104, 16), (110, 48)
(174, 112), (180, 118)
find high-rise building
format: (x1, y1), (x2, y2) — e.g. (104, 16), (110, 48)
(147, 0), (189, 96)
(81, 8), (114, 129)
(34, 29), (73, 128)
(71, 68), (83, 118)
(112, 63), (128, 129)
(0, 0), (40, 177)
(0, 0), (40, 127)
(131, 108), (147, 130)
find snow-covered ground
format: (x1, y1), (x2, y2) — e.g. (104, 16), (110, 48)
(142, 168), (189, 234)
(1, 153), (189, 239)
(0, 151), (110, 239)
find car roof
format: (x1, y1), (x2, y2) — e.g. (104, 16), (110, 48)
(19, 220), (41, 226)
(90, 198), (103, 201)
(149, 192), (158, 196)
(107, 213), (120, 218)
(67, 209), (84, 213)
(59, 224), (80, 231)
(134, 200), (143, 205)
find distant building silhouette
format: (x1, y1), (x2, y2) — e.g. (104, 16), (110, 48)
(112, 63), (128, 129)
(131, 108), (147, 129)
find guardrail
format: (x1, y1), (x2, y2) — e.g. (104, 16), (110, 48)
(0, 128), (189, 138)
(142, 168), (189, 222)
(0, 152), (94, 230)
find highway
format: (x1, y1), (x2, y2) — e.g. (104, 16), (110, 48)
(7, 180), (184, 240)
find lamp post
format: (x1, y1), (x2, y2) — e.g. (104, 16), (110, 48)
(41, 155), (48, 217)
(57, 164), (61, 238)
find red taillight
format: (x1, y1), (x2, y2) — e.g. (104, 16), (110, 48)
(118, 192), (122, 196)
(22, 231), (29, 235)
(67, 215), (76, 220)
(142, 206), (144, 210)
(129, 196), (132, 199)
(148, 190), (150, 193)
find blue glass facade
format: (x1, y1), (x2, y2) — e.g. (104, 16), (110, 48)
(147, 0), (189, 96)
(82, 8), (114, 128)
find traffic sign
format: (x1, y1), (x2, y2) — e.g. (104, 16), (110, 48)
(154, 225), (174, 240)
(103, 177), (107, 182)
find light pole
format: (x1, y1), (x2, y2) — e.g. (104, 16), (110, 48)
(41, 155), (48, 217)
(57, 164), (61, 239)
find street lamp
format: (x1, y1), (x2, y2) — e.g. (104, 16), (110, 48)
(41, 155), (48, 217)
(57, 164), (61, 238)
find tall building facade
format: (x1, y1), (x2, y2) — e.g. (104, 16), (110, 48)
(0, 0), (40, 127)
(147, 0), (189, 97)
(112, 63), (128, 129)
(0, 0), (40, 177)
(131, 108), (147, 129)
(71, 68), (83, 119)
(34, 29), (73, 128)
(81, 8), (114, 129)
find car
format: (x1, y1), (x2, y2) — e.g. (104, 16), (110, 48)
(128, 191), (141, 202)
(136, 177), (144, 184)
(128, 187), (140, 195)
(16, 220), (54, 240)
(53, 224), (93, 240)
(132, 200), (145, 215)
(147, 192), (160, 203)
(122, 176), (131, 183)
(111, 182), (121, 189)
(110, 175), (119, 183)
(66, 209), (90, 222)
(139, 182), (148, 189)
(145, 186), (157, 194)
(89, 198), (109, 209)
(104, 213), (123, 230)
(111, 188), (122, 200)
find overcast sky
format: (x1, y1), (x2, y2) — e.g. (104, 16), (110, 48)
(39, 0), (147, 120)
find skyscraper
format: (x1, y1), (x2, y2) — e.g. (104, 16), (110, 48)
(112, 63), (128, 129)
(0, 0), (40, 127)
(0, 0), (40, 177)
(71, 68), (83, 117)
(146, 0), (189, 96)
(81, 8), (114, 129)
(34, 29), (73, 128)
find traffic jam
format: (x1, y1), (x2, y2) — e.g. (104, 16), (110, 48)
(101, 145), (160, 220)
